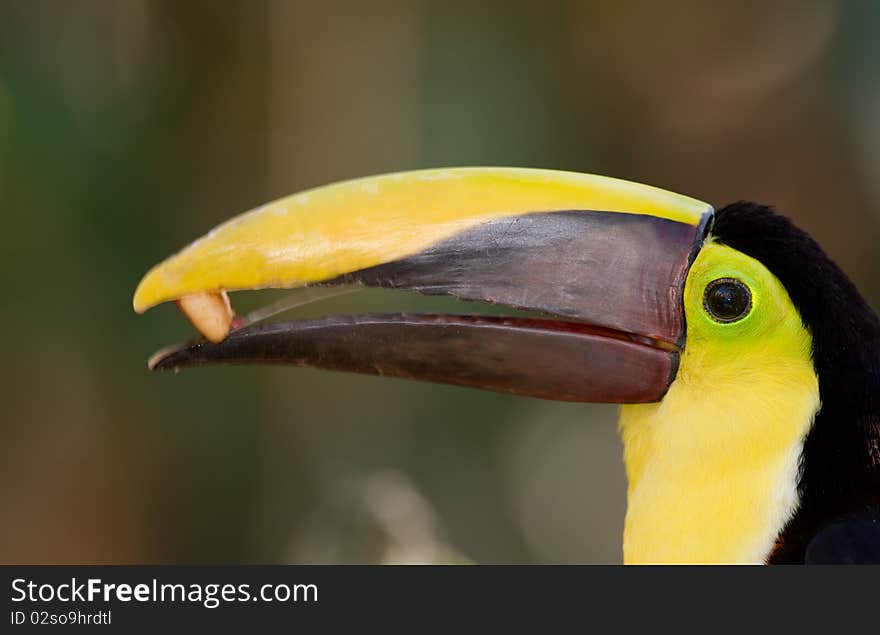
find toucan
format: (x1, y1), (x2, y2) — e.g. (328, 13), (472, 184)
(133, 168), (880, 564)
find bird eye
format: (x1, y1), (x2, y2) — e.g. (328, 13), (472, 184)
(703, 278), (752, 323)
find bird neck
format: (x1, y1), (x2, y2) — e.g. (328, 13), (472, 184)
(618, 352), (820, 564)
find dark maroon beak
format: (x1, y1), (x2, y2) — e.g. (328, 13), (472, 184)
(150, 209), (710, 403)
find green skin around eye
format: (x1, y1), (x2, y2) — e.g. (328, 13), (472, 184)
(683, 242), (808, 350)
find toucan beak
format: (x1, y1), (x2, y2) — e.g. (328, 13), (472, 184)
(134, 167), (712, 403)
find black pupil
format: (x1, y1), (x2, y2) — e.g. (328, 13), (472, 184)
(704, 279), (751, 322)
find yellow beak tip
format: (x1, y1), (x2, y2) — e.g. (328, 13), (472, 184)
(132, 271), (161, 314)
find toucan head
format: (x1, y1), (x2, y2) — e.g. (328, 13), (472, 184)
(133, 167), (880, 563)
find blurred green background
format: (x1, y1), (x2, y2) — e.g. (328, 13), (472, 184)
(2, 0), (879, 564)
